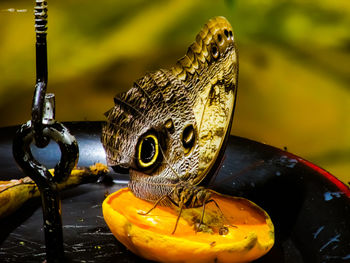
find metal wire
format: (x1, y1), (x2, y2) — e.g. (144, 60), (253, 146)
(32, 0), (49, 148)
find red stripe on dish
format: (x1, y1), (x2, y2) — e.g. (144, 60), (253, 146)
(298, 158), (350, 198)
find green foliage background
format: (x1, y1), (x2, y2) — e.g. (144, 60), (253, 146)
(0, 0), (349, 184)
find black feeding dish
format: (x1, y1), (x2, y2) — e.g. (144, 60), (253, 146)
(0, 122), (349, 262)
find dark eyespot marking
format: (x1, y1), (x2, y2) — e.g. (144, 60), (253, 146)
(182, 124), (195, 154)
(224, 29), (229, 39)
(165, 119), (175, 134)
(140, 137), (156, 163)
(137, 133), (159, 169)
(229, 30), (233, 39)
(217, 33), (223, 44)
(211, 45), (219, 59)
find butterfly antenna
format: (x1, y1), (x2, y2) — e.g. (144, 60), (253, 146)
(113, 96), (146, 117)
(158, 146), (182, 181)
(197, 94), (210, 137)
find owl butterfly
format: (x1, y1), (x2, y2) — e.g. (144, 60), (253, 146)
(102, 17), (238, 233)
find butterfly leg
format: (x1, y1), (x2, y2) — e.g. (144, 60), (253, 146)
(196, 199), (236, 232)
(206, 199), (224, 218)
(172, 202), (184, 235)
(206, 199), (237, 228)
(137, 194), (184, 235)
(138, 195), (170, 215)
(195, 198), (216, 232)
(194, 201), (207, 233)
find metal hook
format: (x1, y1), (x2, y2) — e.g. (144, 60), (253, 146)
(12, 1), (80, 262)
(13, 118), (79, 262)
(13, 94), (79, 262)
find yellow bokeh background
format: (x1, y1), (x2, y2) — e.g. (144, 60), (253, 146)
(0, 0), (349, 184)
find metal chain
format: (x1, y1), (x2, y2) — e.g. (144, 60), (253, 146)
(12, 1), (79, 262)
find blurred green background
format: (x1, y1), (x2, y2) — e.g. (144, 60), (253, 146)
(0, 0), (349, 184)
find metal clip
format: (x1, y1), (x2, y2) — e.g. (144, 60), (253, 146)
(42, 93), (55, 125)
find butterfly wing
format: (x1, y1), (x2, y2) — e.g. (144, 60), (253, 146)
(102, 16), (238, 202)
(172, 16), (238, 185)
(102, 69), (200, 202)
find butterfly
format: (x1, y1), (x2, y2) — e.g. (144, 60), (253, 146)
(102, 16), (238, 233)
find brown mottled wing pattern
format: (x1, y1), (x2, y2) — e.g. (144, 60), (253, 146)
(102, 70), (200, 202)
(172, 16), (238, 184)
(102, 16), (238, 203)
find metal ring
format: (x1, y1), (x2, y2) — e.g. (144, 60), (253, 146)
(13, 121), (79, 187)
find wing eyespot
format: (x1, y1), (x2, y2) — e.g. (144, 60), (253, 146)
(182, 124), (195, 155)
(229, 30), (233, 40)
(137, 133), (159, 169)
(217, 33), (223, 45)
(211, 45), (219, 59)
(224, 29), (229, 39)
(165, 119), (175, 134)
